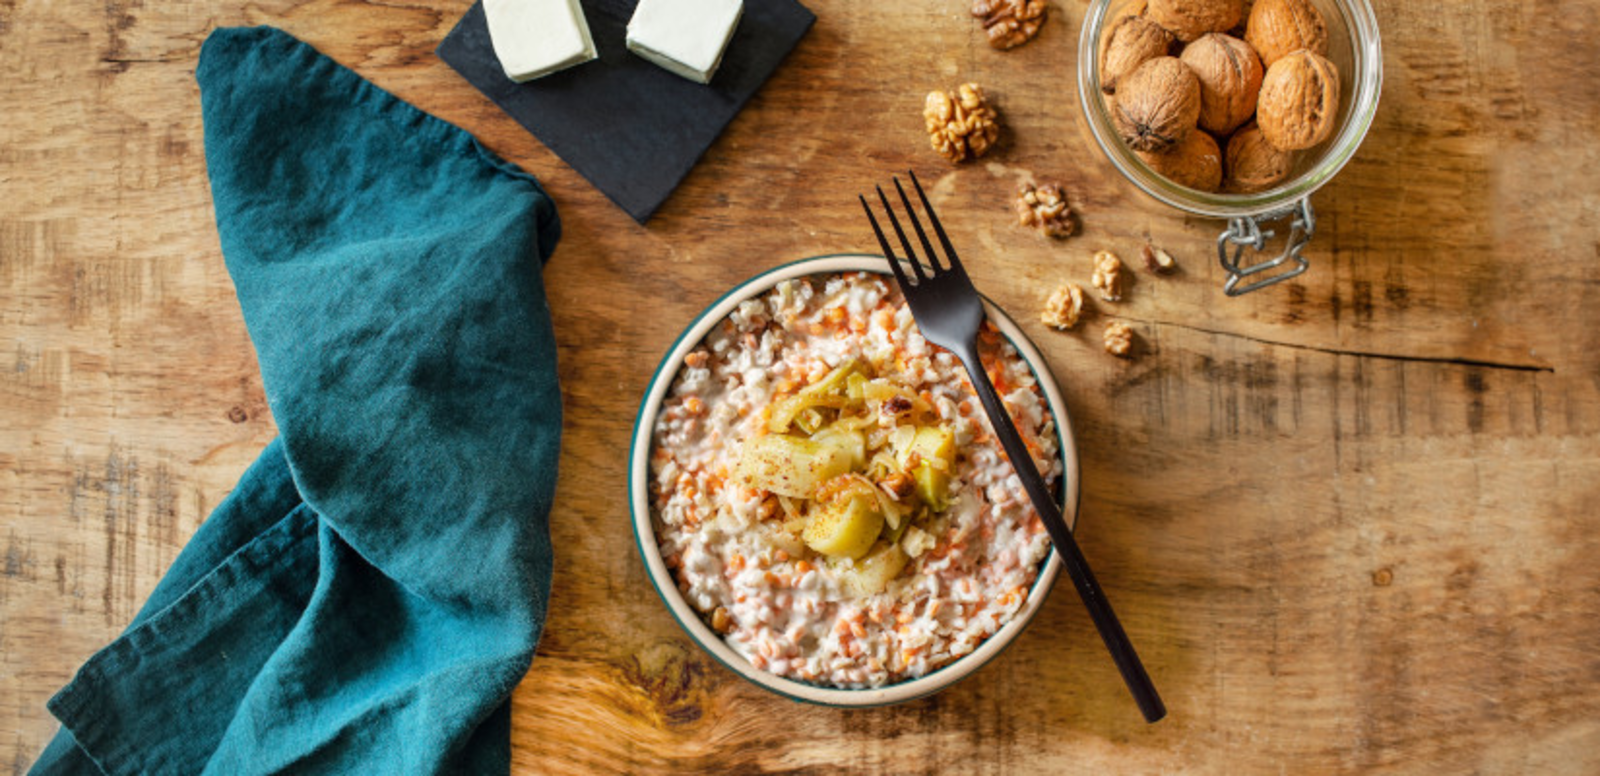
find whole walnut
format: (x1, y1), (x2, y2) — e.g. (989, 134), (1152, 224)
(1110, 57), (1201, 153)
(1117, 0), (1149, 21)
(1224, 122), (1294, 192)
(1145, 0), (1244, 42)
(1246, 0), (1328, 66)
(1180, 33), (1263, 135)
(1136, 126), (1223, 191)
(1100, 15), (1175, 94)
(1256, 49), (1340, 151)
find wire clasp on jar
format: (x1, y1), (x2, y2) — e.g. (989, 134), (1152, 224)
(1217, 198), (1315, 296)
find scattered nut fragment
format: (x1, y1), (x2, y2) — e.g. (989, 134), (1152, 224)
(1109, 57), (1201, 153)
(972, 0), (1047, 50)
(1225, 122), (1294, 192)
(1246, 0), (1328, 66)
(1179, 32), (1263, 135)
(1091, 250), (1129, 301)
(924, 83), (1002, 163)
(1104, 320), (1136, 357)
(1142, 243), (1177, 273)
(1136, 127), (1223, 192)
(877, 470), (917, 500)
(1256, 49), (1341, 151)
(711, 606), (731, 633)
(1041, 283), (1087, 330)
(1100, 15), (1175, 94)
(1145, 0), (1244, 42)
(1015, 182), (1076, 238)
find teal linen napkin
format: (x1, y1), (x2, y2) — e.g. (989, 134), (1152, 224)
(32, 26), (561, 774)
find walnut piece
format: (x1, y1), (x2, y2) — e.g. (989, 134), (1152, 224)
(1257, 49), (1340, 151)
(1041, 283), (1086, 330)
(1142, 244), (1177, 273)
(1225, 121), (1294, 192)
(1110, 57), (1201, 153)
(1103, 321), (1136, 357)
(1246, 0), (1328, 66)
(1180, 32), (1263, 135)
(1091, 250), (1129, 301)
(973, 0), (1047, 50)
(1100, 15), (1174, 94)
(1015, 182), (1076, 238)
(924, 83), (1002, 163)
(1136, 126), (1223, 192)
(1145, 0), (1244, 42)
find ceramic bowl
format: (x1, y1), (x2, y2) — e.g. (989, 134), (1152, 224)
(628, 254), (1080, 706)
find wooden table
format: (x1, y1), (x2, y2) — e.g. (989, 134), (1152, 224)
(4, 1), (1598, 772)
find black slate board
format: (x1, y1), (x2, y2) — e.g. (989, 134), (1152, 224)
(438, 0), (815, 223)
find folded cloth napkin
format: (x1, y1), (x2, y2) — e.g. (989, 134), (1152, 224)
(32, 27), (562, 775)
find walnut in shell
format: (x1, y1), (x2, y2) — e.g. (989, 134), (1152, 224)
(973, 0), (1047, 51)
(1224, 122), (1294, 192)
(1145, 0), (1244, 42)
(924, 83), (1002, 163)
(1179, 33), (1263, 135)
(1100, 15), (1175, 94)
(1136, 126), (1223, 191)
(1110, 57), (1201, 153)
(1256, 49), (1340, 151)
(1246, 0), (1328, 66)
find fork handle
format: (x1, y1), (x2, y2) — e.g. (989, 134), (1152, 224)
(954, 341), (1167, 724)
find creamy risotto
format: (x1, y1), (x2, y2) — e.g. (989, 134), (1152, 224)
(649, 272), (1060, 688)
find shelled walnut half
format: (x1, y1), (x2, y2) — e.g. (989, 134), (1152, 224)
(1015, 183), (1076, 238)
(1104, 321), (1136, 357)
(1092, 250), (1129, 301)
(972, 0), (1047, 50)
(924, 83), (1002, 163)
(1041, 283), (1087, 330)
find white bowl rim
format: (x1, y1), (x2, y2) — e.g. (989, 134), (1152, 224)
(627, 254), (1081, 707)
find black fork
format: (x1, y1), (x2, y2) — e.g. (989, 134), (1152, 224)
(862, 171), (1165, 724)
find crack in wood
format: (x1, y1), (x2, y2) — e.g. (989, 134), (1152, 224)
(1124, 316), (1557, 374)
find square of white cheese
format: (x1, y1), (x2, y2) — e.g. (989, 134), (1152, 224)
(484, 0), (598, 83)
(625, 0), (744, 84)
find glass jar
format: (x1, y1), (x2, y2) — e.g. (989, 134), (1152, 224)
(1077, 0), (1383, 295)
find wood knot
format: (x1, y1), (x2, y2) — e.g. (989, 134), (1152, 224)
(1371, 567), (1393, 587)
(227, 405), (249, 424)
(622, 641), (715, 727)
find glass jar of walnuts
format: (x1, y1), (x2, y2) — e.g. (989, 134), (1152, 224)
(1077, 0), (1382, 295)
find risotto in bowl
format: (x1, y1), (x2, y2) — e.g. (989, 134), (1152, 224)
(629, 254), (1080, 706)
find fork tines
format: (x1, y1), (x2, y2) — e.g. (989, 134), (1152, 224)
(859, 171), (965, 287)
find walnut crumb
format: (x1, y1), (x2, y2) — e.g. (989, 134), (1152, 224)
(1041, 283), (1086, 330)
(1015, 183), (1076, 238)
(972, 0), (1047, 50)
(877, 471), (917, 501)
(1142, 243), (1177, 274)
(924, 83), (1001, 163)
(1091, 250), (1128, 301)
(1103, 321), (1135, 357)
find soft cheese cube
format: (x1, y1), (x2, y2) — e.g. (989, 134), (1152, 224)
(484, 0), (597, 83)
(626, 0), (744, 84)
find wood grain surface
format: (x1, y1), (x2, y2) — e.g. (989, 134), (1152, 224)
(4, 1), (1599, 773)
